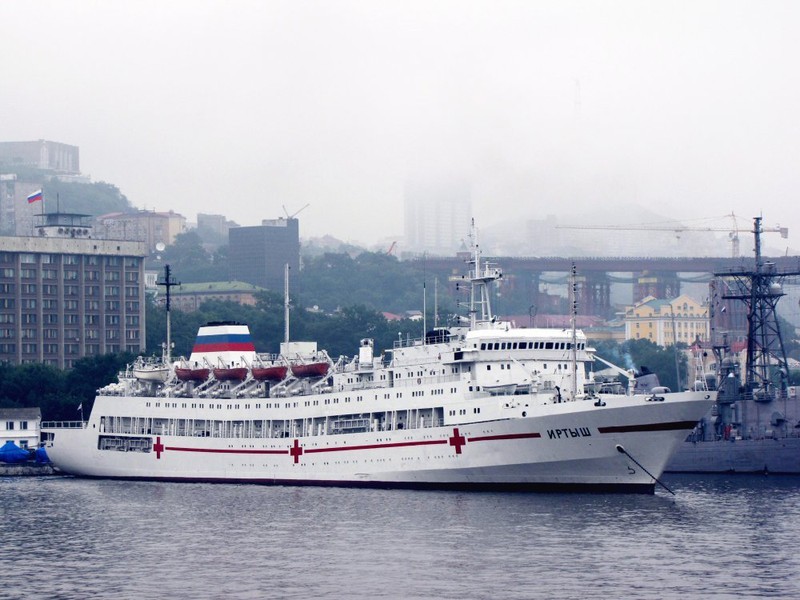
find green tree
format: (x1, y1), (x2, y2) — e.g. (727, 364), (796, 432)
(41, 178), (130, 216)
(156, 231), (216, 282)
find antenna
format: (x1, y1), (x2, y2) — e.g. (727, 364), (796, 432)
(570, 263), (578, 400)
(157, 265), (180, 364)
(284, 263), (290, 345)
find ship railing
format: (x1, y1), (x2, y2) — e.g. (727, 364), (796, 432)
(42, 421), (86, 429)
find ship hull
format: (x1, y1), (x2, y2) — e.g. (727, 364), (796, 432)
(666, 436), (800, 474)
(45, 391), (711, 493)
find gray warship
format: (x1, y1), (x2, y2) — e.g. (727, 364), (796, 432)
(666, 217), (800, 474)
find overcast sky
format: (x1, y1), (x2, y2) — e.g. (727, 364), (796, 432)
(2, 1), (799, 251)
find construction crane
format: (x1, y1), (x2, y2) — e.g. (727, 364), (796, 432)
(282, 204), (310, 219)
(556, 213), (788, 258)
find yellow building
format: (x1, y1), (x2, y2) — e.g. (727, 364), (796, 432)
(158, 281), (263, 312)
(624, 294), (709, 347)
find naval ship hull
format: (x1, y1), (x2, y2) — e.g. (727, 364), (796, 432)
(666, 436), (800, 474)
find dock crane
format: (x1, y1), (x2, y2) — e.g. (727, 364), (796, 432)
(556, 213), (788, 258)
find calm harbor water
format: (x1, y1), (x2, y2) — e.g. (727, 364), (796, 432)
(2, 474), (799, 599)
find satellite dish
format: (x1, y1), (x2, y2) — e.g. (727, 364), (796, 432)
(155, 242), (166, 252)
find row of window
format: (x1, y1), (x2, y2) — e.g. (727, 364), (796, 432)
(0, 299), (140, 311)
(479, 340), (586, 351)
(0, 343), (137, 356)
(4, 421), (30, 430)
(15, 254), (139, 267)
(635, 321), (706, 328)
(4, 269), (138, 281)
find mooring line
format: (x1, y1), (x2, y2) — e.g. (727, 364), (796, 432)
(616, 444), (675, 495)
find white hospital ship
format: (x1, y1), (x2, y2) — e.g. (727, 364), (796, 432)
(43, 228), (713, 493)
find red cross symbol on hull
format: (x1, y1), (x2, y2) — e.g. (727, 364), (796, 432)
(153, 436), (165, 459)
(449, 428), (466, 454)
(289, 439), (303, 463)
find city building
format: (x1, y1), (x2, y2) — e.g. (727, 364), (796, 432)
(0, 407), (42, 449)
(162, 281), (263, 312)
(1, 140), (90, 238)
(0, 140), (80, 175)
(228, 218), (300, 292)
(96, 210), (187, 251)
(404, 179), (471, 255)
(0, 213), (148, 368)
(197, 213), (239, 250)
(624, 294), (710, 347)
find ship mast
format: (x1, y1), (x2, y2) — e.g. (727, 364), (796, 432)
(716, 216), (800, 402)
(570, 263), (578, 400)
(466, 219), (502, 328)
(284, 263), (290, 345)
(157, 264), (180, 364)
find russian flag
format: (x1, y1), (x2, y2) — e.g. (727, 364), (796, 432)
(27, 189), (43, 204)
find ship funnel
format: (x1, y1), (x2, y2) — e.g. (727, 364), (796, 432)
(359, 338), (374, 365)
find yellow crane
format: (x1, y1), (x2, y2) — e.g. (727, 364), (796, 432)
(556, 213), (788, 258)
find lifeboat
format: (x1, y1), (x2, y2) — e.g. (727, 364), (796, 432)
(133, 358), (170, 383)
(213, 366), (249, 381)
(175, 367), (210, 382)
(290, 361), (329, 378)
(252, 365), (289, 382)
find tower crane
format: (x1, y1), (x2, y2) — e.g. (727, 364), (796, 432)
(556, 213), (788, 258)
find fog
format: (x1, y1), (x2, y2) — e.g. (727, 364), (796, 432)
(2, 1), (799, 253)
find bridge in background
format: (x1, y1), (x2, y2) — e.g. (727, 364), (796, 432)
(414, 255), (800, 315)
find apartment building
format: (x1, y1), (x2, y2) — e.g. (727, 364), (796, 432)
(0, 213), (147, 368)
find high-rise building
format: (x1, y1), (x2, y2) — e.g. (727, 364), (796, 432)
(228, 218), (300, 292)
(0, 140), (80, 174)
(0, 213), (147, 368)
(404, 179), (471, 255)
(0, 140), (89, 237)
(197, 213), (239, 249)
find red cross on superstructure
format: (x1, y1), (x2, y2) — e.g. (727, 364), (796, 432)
(153, 436), (165, 459)
(449, 428), (466, 454)
(289, 439), (303, 463)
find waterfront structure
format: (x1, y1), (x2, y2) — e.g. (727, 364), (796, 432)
(96, 210), (187, 251)
(624, 295), (710, 347)
(228, 218), (300, 292)
(163, 281), (263, 312)
(0, 213), (147, 368)
(404, 179), (471, 255)
(0, 408), (42, 450)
